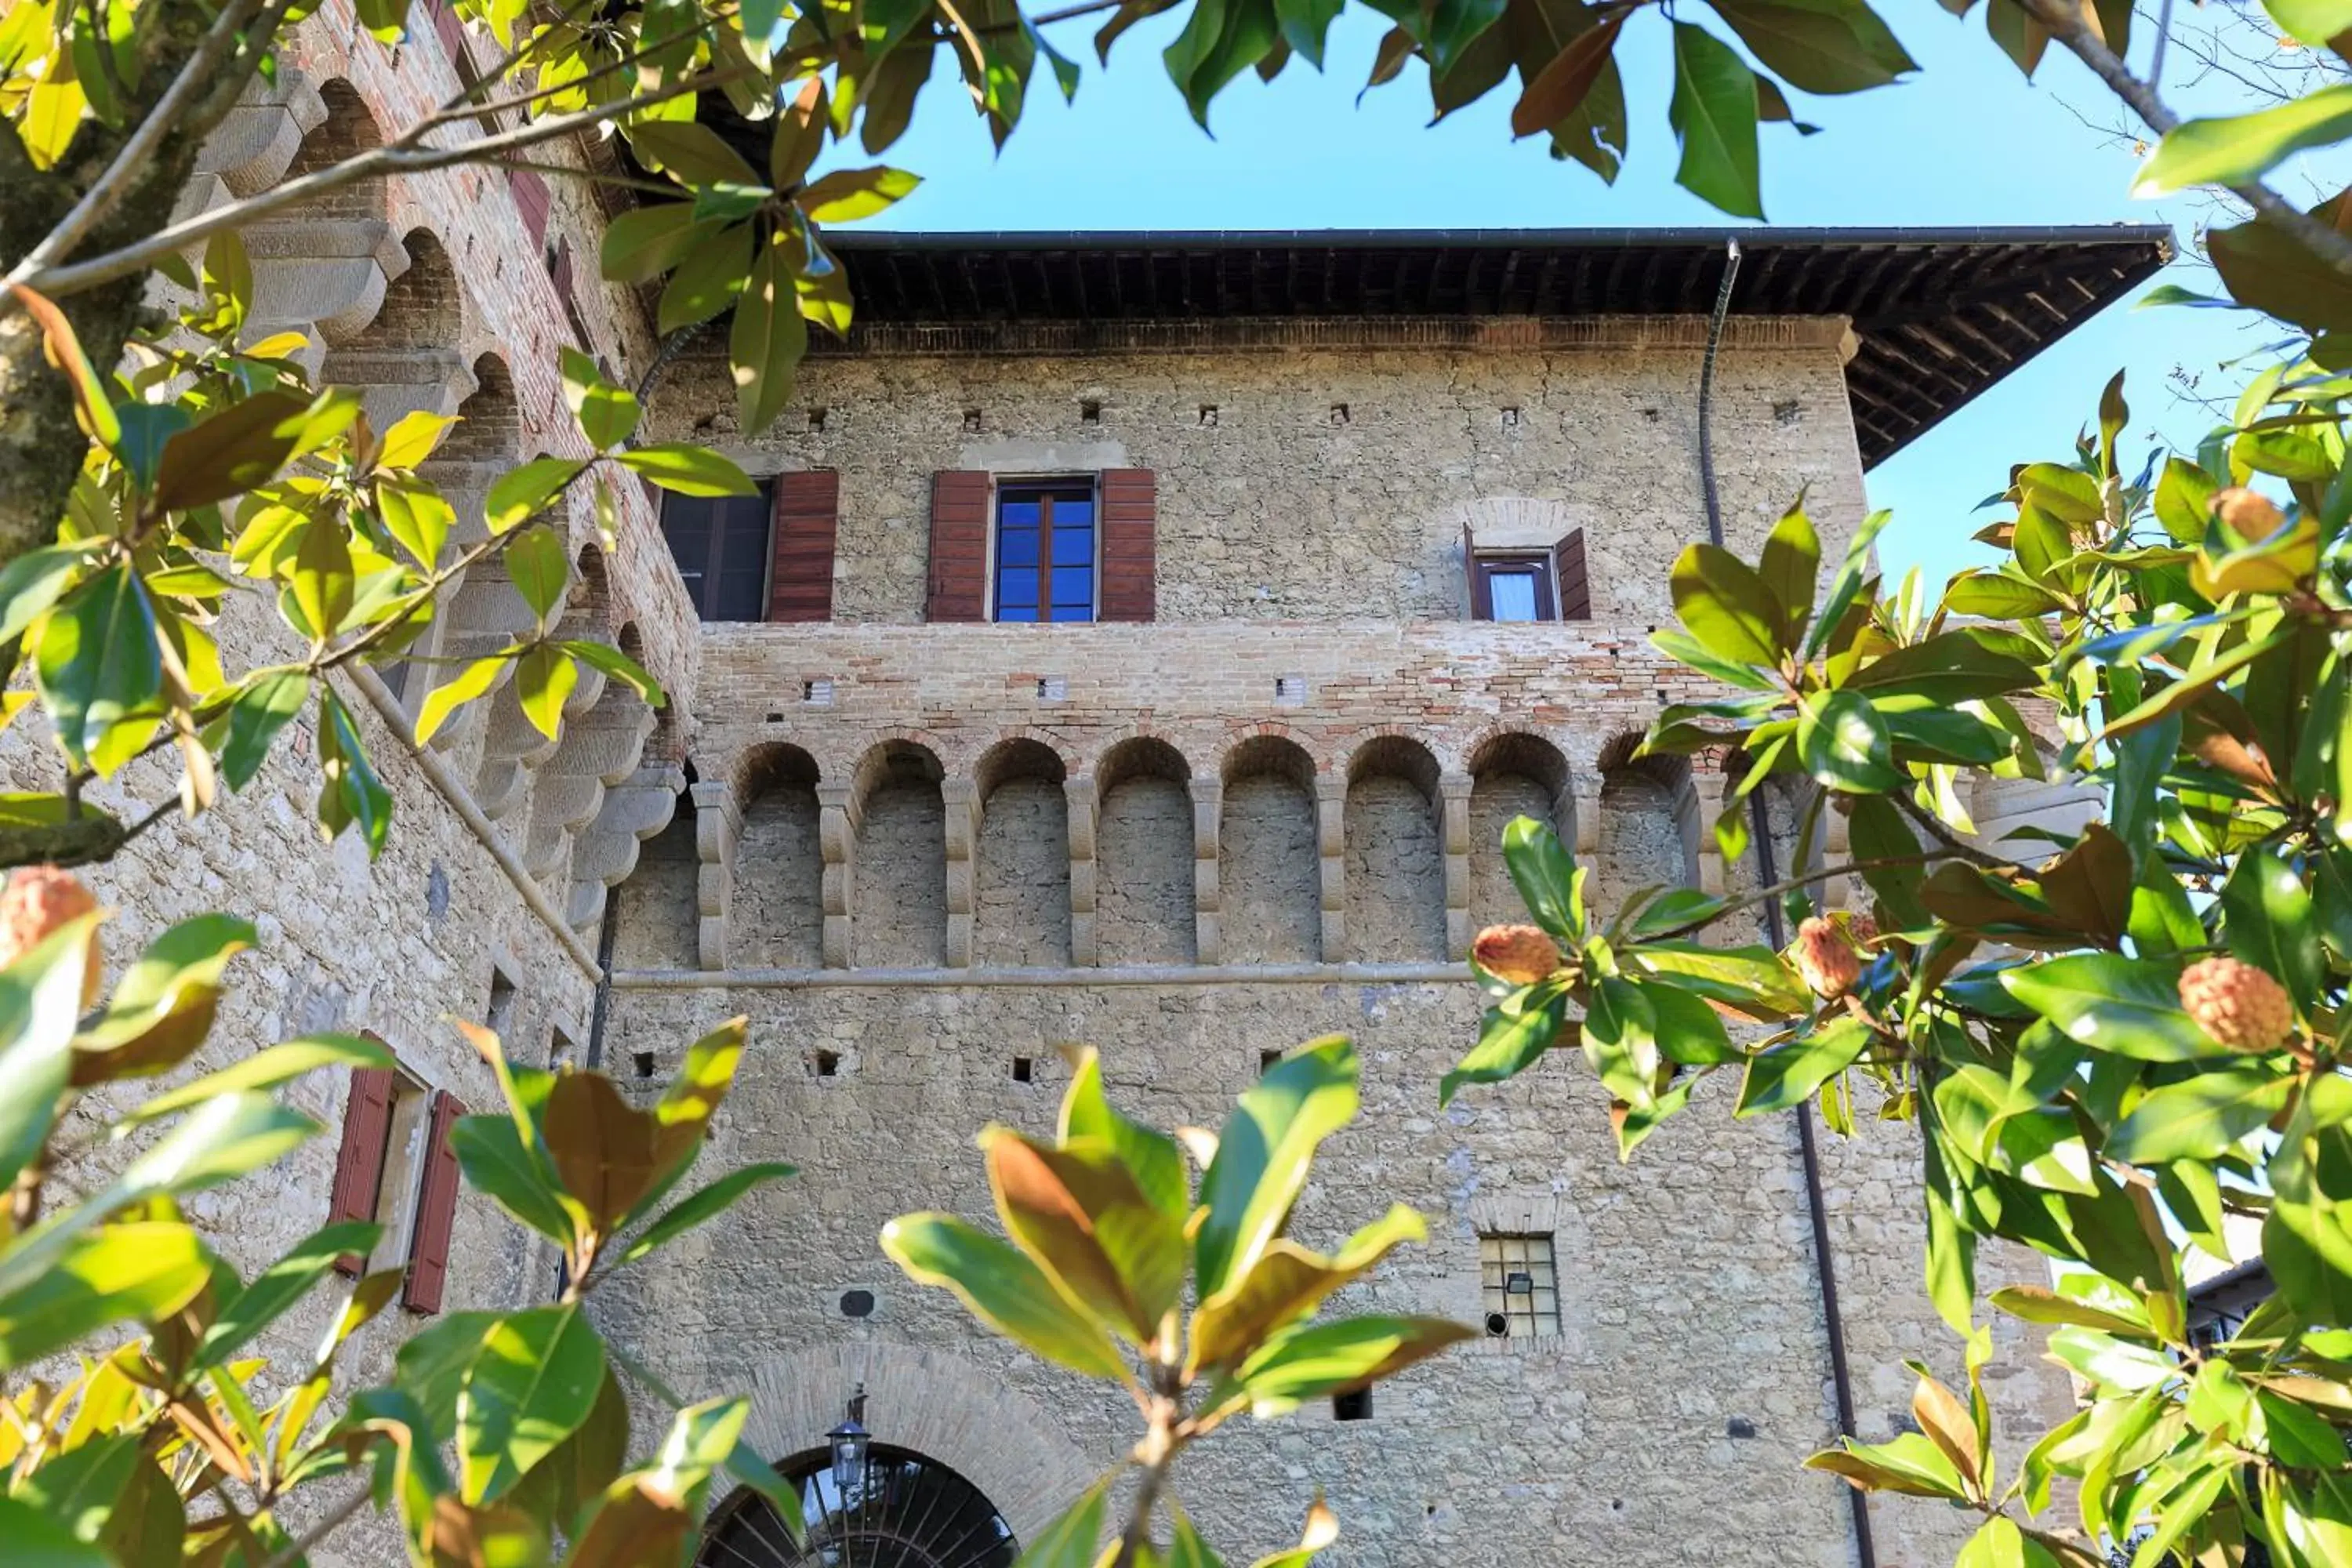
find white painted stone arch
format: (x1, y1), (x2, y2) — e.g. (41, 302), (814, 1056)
(736, 1343), (1096, 1547)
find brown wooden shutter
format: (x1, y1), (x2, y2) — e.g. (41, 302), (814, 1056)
(327, 1066), (394, 1275)
(927, 470), (990, 622)
(768, 470), (840, 622)
(402, 1092), (467, 1314)
(1554, 528), (1592, 621)
(1098, 469), (1156, 622)
(506, 166), (551, 247)
(1464, 524), (1492, 620)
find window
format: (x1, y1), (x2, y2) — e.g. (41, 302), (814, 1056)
(1479, 1232), (1561, 1339)
(1333, 1388), (1374, 1421)
(662, 481), (775, 622)
(1464, 525), (1591, 622)
(994, 480), (1095, 622)
(325, 1051), (466, 1313)
(1477, 556), (1555, 622)
(486, 965), (518, 1039)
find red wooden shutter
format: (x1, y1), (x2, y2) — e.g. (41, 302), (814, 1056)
(402, 1092), (467, 1314)
(927, 470), (990, 622)
(768, 470), (840, 622)
(506, 166), (551, 247)
(1464, 524), (1493, 620)
(327, 1066), (394, 1275)
(1098, 469), (1156, 622)
(1554, 528), (1592, 621)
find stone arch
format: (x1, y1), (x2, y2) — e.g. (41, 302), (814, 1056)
(1094, 736), (1195, 966)
(612, 757), (698, 971)
(973, 738), (1070, 967)
(1343, 734), (1446, 962)
(438, 353), (522, 465)
(568, 540), (613, 630)
(851, 739), (947, 968)
(736, 1343), (1094, 1547)
(323, 226), (474, 433)
(247, 78), (405, 354)
(732, 742), (824, 968)
(1593, 729), (1699, 915)
(1467, 731), (1576, 932)
(1218, 733), (1320, 964)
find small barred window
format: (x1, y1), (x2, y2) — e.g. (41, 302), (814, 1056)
(1479, 1232), (1561, 1340)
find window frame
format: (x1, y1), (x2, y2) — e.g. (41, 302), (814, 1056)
(1473, 552), (1559, 623)
(989, 476), (1100, 624)
(661, 480), (776, 623)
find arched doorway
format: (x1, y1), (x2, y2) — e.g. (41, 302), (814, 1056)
(698, 1445), (1020, 1568)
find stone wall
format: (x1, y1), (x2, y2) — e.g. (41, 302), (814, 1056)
(645, 322), (1869, 627)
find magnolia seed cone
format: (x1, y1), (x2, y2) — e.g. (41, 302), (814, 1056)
(2211, 487), (2285, 539)
(1473, 924), (1563, 986)
(0, 866), (103, 1008)
(1791, 916), (1861, 1000)
(2179, 956), (2295, 1054)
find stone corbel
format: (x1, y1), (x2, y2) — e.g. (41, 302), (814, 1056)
(1065, 776), (1099, 967)
(942, 779), (980, 968)
(1570, 776), (1602, 858)
(1190, 775), (1222, 967)
(1438, 770), (1472, 960)
(817, 782), (861, 969)
(691, 780), (742, 971)
(1313, 774), (1346, 963)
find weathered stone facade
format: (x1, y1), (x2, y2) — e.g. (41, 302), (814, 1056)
(0, 14), (2144, 1562)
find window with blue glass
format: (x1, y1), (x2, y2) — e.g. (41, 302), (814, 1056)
(993, 481), (1095, 622)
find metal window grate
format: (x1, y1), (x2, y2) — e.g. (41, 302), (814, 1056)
(1479, 1232), (1561, 1339)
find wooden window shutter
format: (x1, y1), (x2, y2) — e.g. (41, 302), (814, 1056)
(1464, 524), (1492, 620)
(1553, 528), (1592, 621)
(1098, 470), (1156, 622)
(327, 1066), (394, 1275)
(506, 166), (551, 247)
(927, 471), (990, 622)
(402, 1092), (467, 1314)
(768, 470), (840, 622)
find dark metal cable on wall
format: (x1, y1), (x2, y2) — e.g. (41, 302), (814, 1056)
(1697, 237), (1879, 1568)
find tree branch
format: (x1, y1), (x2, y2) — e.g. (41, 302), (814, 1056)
(2019, 0), (2352, 274)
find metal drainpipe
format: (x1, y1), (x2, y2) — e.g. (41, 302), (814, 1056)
(586, 891), (621, 1072)
(1698, 238), (1879, 1568)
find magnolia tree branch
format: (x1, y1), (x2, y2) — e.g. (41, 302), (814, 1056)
(2020, 0), (2352, 274)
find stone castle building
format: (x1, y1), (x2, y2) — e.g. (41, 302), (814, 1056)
(5, 13), (2172, 1564)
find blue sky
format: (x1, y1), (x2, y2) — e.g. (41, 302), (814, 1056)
(859, 6), (2283, 589)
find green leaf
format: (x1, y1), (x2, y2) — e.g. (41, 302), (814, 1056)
(2134, 84), (2352, 196)
(599, 204), (711, 285)
(1013, 1474), (1115, 1568)
(1999, 955), (2228, 1061)
(485, 456), (586, 534)
(1670, 542), (1784, 667)
(394, 1311), (503, 1434)
(1709, 0), (1915, 94)
(1668, 22), (1763, 219)
(20, 1431), (140, 1544)
(2105, 1065), (2295, 1164)
(2222, 845), (2321, 1020)
(1196, 1036), (1359, 1296)
(1797, 688), (1906, 793)
(317, 688), (393, 856)
(0, 542), (101, 646)
(1189, 1205), (1427, 1374)
(985, 1129), (1185, 1341)
(1440, 992), (1566, 1105)
(1806, 1429), (1970, 1499)
(198, 1219), (383, 1367)
(1059, 1047), (1188, 1221)
(505, 524), (570, 625)
(658, 221), (755, 334)
(560, 348), (641, 450)
(798, 165), (922, 222)
(458, 1303), (608, 1503)
(1232, 1313), (1475, 1414)
(513, 644), (579, 743)
(118, 1033), (392, 1127)
(1805, 507), (1890, 659)
(619, 1162), (797, 1263)
(216, 668), (310, 793)
(415, 654), (510, 747)
(1274, 0), (1345, 65)
(451, 1115), (580, 1247)
(0, 1496), (114, 1567)
(1757, 499), (1820, 632)
(34, 563), (162, 771)
(627, 120), (762, 186)
(1941, 570), (2063, 619)
(151, 390), (328, 513)
(1506, 3), (1629, 139)
(1162, 0), (1282, 129)
(1737, 1014), (1870, 1116)
(1499, 814), (1585, 940)
(880, 1212), (1130, 1379)
(0, 916), (103, 1192)
(0, 1221), (211, 1369)
(558, 640), (663, 706)
(615, 444), (758, 497)
(379, 409), (456, 470)
(731, 239), (808, 437)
